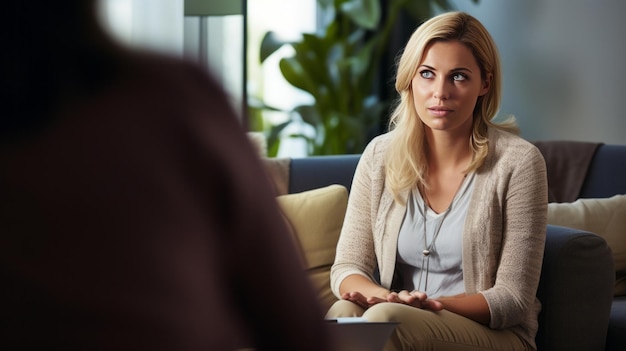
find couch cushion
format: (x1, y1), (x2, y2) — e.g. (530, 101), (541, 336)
(547, 194), (626, 296)
(277, 185), (348, 311)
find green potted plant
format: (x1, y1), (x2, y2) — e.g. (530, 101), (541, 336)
(253, 0), (478, 155)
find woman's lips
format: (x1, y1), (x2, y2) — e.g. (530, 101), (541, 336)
(428, 106), (453, 117)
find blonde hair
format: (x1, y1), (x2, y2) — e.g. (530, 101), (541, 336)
(385, 11), (517, 202)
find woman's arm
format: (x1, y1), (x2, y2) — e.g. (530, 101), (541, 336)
(435, 293), (490, 325)
(480, 143), (548, 329)
(330, 137), (387, 298)
(340, 274), (390, 298)
(387, 291), (490, 325)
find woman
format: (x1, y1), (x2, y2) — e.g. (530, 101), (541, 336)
(327, 11), (548, 351)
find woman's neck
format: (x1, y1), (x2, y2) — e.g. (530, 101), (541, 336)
(425, 129), (473, 173)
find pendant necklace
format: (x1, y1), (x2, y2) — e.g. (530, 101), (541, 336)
(416, 174), (469, 292)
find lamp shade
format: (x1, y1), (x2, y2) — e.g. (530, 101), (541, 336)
(184, 0), (242, 16)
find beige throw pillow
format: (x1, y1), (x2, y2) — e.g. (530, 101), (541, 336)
(277, 185), (348, 310)
(547, 194), (626, 296)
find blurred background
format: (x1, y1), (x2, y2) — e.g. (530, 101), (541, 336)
(451, 0), (626, 146)
(97, 0), (626, 157)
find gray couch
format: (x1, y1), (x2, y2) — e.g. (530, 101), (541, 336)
(285, 142), (626, 351)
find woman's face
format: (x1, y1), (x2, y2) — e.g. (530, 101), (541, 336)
(411, 40), (490, 135)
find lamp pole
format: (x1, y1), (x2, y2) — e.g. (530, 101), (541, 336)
(184, 0), (248, 126)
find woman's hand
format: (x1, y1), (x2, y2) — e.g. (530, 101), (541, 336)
(342, 289), (445, 311)
(339, 275), (393, 308)
(386, 290), (444, 311)
(341, 291), (388, 309)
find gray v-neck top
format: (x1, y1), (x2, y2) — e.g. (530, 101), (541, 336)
(396, 173), (475, 298)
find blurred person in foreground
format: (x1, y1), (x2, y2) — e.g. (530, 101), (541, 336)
(0, 1), (331, 350)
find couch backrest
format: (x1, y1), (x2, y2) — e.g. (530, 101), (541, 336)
(579, 144), (626, 198)
(288, 144), (626, 200)
(289, 155), (360, 194)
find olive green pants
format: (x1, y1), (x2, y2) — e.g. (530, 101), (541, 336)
(326, 300), (533, 351)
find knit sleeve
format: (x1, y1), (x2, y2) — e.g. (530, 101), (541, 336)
(481, 143), (548, 329)
(330, 136), (386, 298)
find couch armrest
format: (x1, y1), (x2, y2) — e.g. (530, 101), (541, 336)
(536, 225), (614, 351)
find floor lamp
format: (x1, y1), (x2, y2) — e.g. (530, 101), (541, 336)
(184, 0), (248, 125)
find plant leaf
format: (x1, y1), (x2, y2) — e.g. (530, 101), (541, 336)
(266, 120), (292, 157)
(349, 37), (376, 79)
(293, 35), (337, 99)
(260, 31), (289, 63)
(294, 105), (321, 127)
(279, 57), (317, 95)
(339, 0), (381, 30)
(247, 95), (283, 112)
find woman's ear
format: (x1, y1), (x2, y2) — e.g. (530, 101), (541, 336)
(479, 73), (492, 96)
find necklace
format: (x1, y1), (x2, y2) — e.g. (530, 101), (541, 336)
(416, 174), (470, 292)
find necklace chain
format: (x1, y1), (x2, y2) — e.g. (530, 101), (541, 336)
(416, 174), (469, 292)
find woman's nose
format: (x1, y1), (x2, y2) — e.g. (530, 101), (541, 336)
(433, 79), (450, 100)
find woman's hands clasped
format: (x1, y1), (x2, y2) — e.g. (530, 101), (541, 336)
(341, 289), (444, 311)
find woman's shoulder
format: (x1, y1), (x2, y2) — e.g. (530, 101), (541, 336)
(357, 132), (393, 175)
(489, 127), (530, 147)
(362, 132), (393, 158)
(487, 128), (545, 173)
(488, 128), (544, 163)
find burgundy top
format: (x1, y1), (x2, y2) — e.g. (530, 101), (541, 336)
(0, 49), (331, 350)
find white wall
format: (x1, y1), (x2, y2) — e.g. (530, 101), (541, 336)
(449, 0), (626, 144)
(97, 0), (184, 56)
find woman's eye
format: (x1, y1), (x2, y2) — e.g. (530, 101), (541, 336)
(420, 70), (434, 79)
(452, 73), (467, 81)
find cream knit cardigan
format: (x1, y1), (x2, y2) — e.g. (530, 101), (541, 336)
(330, 128), (548, 349)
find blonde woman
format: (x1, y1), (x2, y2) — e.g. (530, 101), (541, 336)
(327, 12), (548, 351)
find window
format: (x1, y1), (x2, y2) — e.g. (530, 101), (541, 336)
(247, 0), (317, 157)
(98, 0), (319, 156)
